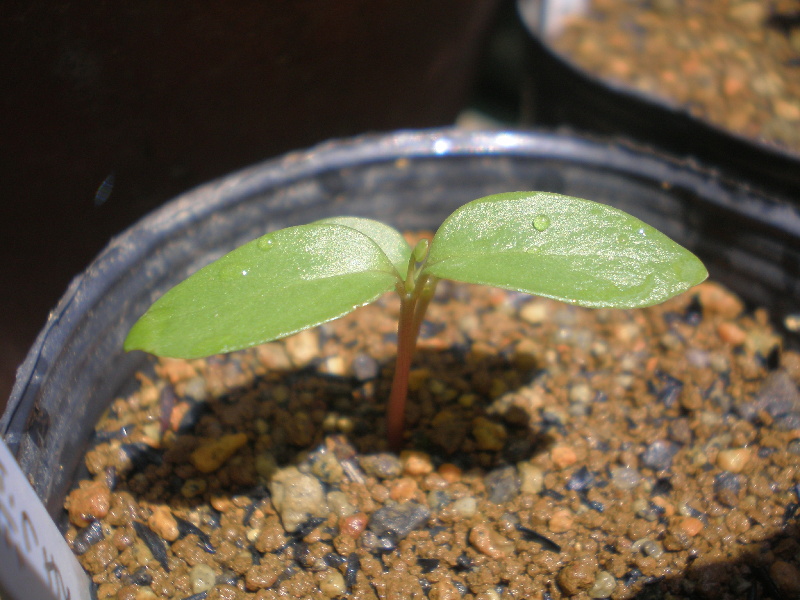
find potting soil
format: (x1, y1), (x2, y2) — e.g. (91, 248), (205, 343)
(65, 278), (800, 599)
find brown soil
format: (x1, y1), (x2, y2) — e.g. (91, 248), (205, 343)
(551, 0), (800, 153)
(64, 279), (800, 599)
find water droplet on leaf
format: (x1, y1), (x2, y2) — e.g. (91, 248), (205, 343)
(257, 237), (274, 251)
(533, 214), (551, 231)
(220, 264), (247, 281)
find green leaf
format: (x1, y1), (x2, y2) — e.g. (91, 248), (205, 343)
(315, 216), (412, 275)
(423, 191), (708, 308)
(125, 222), (402, 358)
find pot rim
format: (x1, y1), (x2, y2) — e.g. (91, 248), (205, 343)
(3, 127), (798, 444)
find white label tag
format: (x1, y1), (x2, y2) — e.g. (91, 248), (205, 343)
(0, 439), (91, 600)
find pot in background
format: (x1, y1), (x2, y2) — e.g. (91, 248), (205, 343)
(517, 0), (800, 200)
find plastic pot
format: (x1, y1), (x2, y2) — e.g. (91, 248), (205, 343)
(2, 128), (799, 524)
(516, 0), (800, 200)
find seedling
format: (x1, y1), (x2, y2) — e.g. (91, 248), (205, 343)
(126, 192), (707, 450)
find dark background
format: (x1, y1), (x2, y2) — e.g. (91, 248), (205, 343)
(0, 1), (529, 409)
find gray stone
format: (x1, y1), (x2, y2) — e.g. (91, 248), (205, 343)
(368, 502), (430, 540)
(352, 353), (379, 381)
(736, 371), (800, 422)
(774, 412), (800, 431)
(714, 472), (743, 507)
(641, 440), (678, 471)
(358, 453), (403, 479)
(485, 465), (521, 504)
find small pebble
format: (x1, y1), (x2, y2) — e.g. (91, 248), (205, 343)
(557, 557), (598, 595)
(484, 466), (520, 504)
(147, 505), (179, 542)
(268, 467), (328, 533)
(285, 329), (318, 366)
(549, 509), (574, 533)
(352, 353), (379, 381)
(190, 433), (248, 473)
(569, 383), (593, 403)
(469, 522), (514, 559)
(717, 322), (747, 345)
(428, 580), (461, 600)
(551, 446), (578, 469)
(428, 490), (451, 511)
(400, 450), (434, 476)
(368, 502), (430, 540)
(610, 466), (641, 490)
(310, 450), (344, 484)
(389, 477), (418, 502)
(66, 481), (112, 527)
(320, 355), (346, 376)
(72, 520), (104, 555)
(326, 491), (356, 518)
(359, 453), (403, 479)
(566, 466), (594, 492)
(641, 440), (677, 471)
(244, 563), (282, 591)
(360, 530), (395, 552)
(518, 463), (544, 494)
(695, 282), (744, 319)
(716, 448), (751, 473)
(451, 496), (477, 518)
(472, 417), (507, 451)
(437, 463), (462, 483)
(714, 472), (743, 507)
(640, 540), (664, 558)
(319, 569), (347, 597)
(589, 570), (616, 598)
(520, 301), (549, 324)
(190, 563), (217, 594)
(724, 509), (751, 534)
(157, 357), (197, 383)
(255, 343), (292, 371)
(339, 512), (368, 537)
(737, 371), (800, 422)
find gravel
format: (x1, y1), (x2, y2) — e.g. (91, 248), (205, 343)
(64, 279), (800, 599)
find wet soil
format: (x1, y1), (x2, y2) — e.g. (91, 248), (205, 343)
(551, 0), (800, 154)
(65, 279), (800, 599)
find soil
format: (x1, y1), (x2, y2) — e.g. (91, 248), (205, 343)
(64, 277), (800, 599)
(551, 0), (800, 154)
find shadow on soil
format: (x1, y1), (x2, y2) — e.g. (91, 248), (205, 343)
(77, 342), (800, 599)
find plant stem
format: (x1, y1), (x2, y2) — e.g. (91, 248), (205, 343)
(386, 275), (438, 452)
(386, 292), (417, 451)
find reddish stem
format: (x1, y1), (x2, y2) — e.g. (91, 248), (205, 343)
(386, 293), (417, 451)
(386, 276), (437, 452)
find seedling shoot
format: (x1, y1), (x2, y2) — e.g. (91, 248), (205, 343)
(125, 192), (707, 450)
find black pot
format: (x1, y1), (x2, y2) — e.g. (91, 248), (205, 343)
(517, 0), (800, 200)
(2, 129), (799, 521)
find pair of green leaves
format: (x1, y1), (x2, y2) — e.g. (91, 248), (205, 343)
(125, 192), (707, 358)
